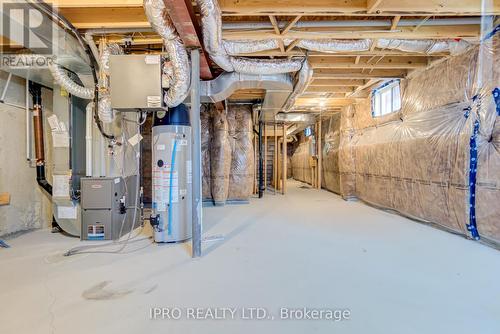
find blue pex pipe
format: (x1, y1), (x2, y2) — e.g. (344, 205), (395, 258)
(467, 117), (480, 240)
(493, 88), (500, 116)
(168, 139), (178, 236)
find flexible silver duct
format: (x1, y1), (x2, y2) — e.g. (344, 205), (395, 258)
(222, 39), (280, 56)
(296, 39), (372, 53)
(197, 0), (304, 74)
(144, 0), (190, 107)
(377, 39), (470, 55)
(282, 60), (314, 112)
(232, 57), (303, 74)
(98, 43), (123, 123)
(48, 60), (95, 100)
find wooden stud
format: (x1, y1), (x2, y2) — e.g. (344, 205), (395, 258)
(390, 15), (401, 30)
(282, 124), (287, 195)
(0, 192), (10, 206)
(273, 124), (279, 193)
(264, 123), (267, 190)
(281, 15), (302, 35)
(317, 119), (322, 189)
(268, 15), (285, 52)
(367, 0), (384, 14)
(414, 16), (432, 32)
(285, 39), (301, 53)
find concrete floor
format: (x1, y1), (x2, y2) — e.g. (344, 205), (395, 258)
(1, 180), (499, 334)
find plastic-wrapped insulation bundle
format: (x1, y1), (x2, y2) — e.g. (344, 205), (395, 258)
(227, 105), (255, 201)
(291, 136), (313, 185)
(334, 31), (500, 245)
(201, 105), (213, 200)
(321, 113), (341, 194)
(210, 107), (232, 205)
(338, 105), (357, 199)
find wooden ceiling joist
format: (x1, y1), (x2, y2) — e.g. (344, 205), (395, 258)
(59, 7), (149, 29)
(310, 79), (366, 87)
(219, 0), (500, 16)
(222, 25), (481, 40)
(310, 55), (428, 69)
(313, 68), (407, 79)
(306, 86), (356, 93)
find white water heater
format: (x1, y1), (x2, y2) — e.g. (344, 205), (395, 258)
(151, 105), (192, 242)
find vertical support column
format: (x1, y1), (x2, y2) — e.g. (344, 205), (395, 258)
(190, 49), (202, 258)
(254, 134), (258, 194)
(264, 123), (267, 191)
(282, 124), (287, 195)
(258, 119), (264, 198)
(317, 118), (322, 189)
(274, 123), (278, 193)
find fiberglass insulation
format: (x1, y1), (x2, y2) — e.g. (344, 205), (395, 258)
(335, 35), (500, 244)
(202, 104), (255, 204)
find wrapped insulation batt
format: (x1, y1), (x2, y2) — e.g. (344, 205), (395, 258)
(321, 113), (341, 194)
(227, 105), (255, 201)
(210, 107), (232, 205)
(201, 106), (212, 200)
(333, 35), (500, 244)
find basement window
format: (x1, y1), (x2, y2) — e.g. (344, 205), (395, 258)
(371, 80), (401, 117)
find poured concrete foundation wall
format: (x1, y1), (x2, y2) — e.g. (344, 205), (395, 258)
(0, 72), (53, 236)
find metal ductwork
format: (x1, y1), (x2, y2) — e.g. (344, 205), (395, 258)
(296, 39), (372, 53)
(48, 60), (95, 99)
(144, 0), (190, 107)
(198, 2), (472, 57)
(376, 39), (471, 55)
(196, 0), (304, 74)
(275, 112), (316, 123)
(185, 72), (293, 120)
(282, 60), (314, 112)
(200, 72), (293, 103)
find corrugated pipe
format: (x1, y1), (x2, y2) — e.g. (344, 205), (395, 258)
(48, 60), (95, 99)
(196, 0), (304, 74)
(376, 39), (470, 55)
(196, 0), (470, 57)
(98, 43), (123, 123)
(282, 60), (314, 112)
(144, 0), (190, 107)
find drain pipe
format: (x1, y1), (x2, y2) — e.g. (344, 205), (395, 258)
(29, 81), (52, 196)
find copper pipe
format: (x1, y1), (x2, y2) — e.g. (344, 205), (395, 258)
(33, 104), (45, 165)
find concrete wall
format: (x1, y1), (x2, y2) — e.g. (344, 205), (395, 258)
(0, 71), (53, 236)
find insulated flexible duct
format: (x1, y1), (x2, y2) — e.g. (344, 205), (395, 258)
(198, 0), (470, 57)
(144, 0), (190, 107)
(296, 39), (372, 53)
(197, 0), (304, 74)
(98, 43), (123, 123)
(377, 39), (470, 55)
(48, 60), (95, 100)
(282, 60), (314, 112)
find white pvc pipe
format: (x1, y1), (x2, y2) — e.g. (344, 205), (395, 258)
(25, 79), (31, 162)
(85, 103), (93, 176)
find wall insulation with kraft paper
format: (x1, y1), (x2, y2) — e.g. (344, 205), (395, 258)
(201, 104), (254, 205)
(292, 34), (500, 247)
